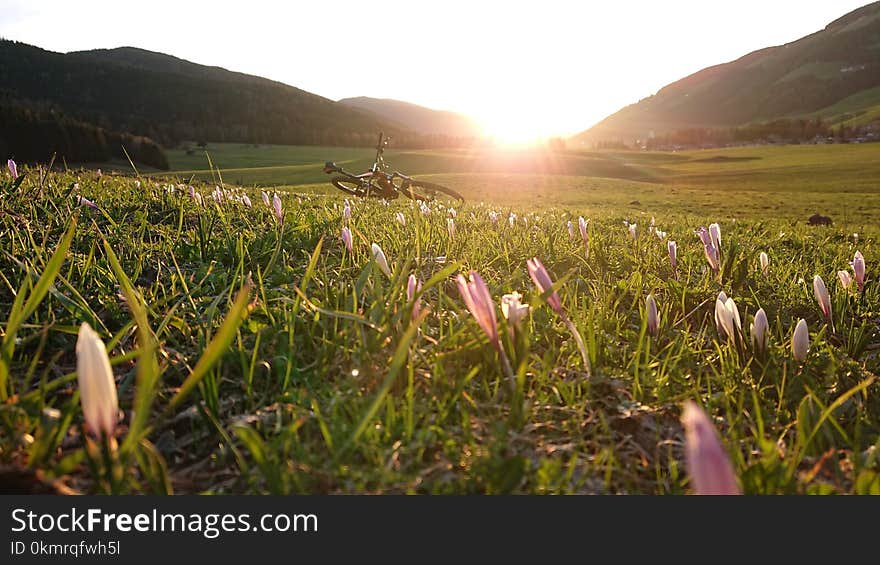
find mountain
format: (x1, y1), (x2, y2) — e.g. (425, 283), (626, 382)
(573, 1), (880, 145)
(0, 41), (437, 148)
(338, 97), (482, 137)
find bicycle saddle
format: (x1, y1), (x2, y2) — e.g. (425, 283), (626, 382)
(323, 161), (341, 174)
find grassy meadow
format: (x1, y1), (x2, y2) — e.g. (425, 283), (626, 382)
(2, 142), (879, 494)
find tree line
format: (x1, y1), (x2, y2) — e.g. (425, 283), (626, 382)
(0, 102), (169, 169)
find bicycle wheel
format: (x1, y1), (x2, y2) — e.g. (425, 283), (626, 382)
(331, 176), (371, 198)
(402, 180), (465, 203)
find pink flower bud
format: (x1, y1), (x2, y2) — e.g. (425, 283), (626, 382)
(681, 401), (741, 495)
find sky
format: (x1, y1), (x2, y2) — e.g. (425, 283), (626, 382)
(0, 0), (872, 142)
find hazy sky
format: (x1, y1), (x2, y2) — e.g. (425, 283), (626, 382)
(0, 0), (871, 141)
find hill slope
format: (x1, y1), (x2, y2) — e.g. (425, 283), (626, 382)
(0, 41), (415, 147)
(338, 97), (482, 137)
(574, 1), (880, 144)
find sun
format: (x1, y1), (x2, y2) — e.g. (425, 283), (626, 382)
(476, 107), (570, 147)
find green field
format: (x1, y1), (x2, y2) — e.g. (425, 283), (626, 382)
(157, 142), (880, 221)
(2, 143), (879, 494)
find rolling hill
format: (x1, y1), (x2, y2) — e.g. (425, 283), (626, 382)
(338, 97), (482, 137)
(0, 41), (426, 148)
(573, 1), (880, 145)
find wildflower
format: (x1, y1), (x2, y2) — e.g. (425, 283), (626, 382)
(812, 275), (832, 323)
(681, 401), (741, 495)
(447, 218), (456, 239)
(341, 227), (353, 253)
(456, 271), (500, 351)
(508, 213), (516, 228)
(242, 194), (252, 208)
(668, 240), (677, 271)
(792, 318), (809, 363)
(628, 223), (637, 240)
(578, 216), (589, 244)
(448, 207), (457, 218)
(7, 158), (17, 177)
(750, 308), (768, 354)
(261, 191), (270, 208)
(853, 251), (865, 292)
(646, 294), (659, 337)
(489, 211), (499, 226)
(708, 223), (721, 251)
(567, 221), (575, 240)
(714, 292), (742, 341)
(838, 270), (852, 290)
(526, 257), (563, 316)
(76, 323), (119, 438)
(77, 195), (98, 210)
(698, 227), (720, 274)
(501, 291), (530, 329)
(371, 243), (392, 278)
(395, 212), (406, 226)
(760, 252), (769, 276)
(407, 274), (423, 321)
(343, 199), (351, 221)
(273, 193), (283, 223)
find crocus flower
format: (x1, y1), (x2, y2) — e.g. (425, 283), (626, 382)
(853, 251), (865, 292)
(447, 218), (456, 239)
(813, 275), (832, 323)
(527, 257), (563, 315)
(407, 274), (423, 321)
(76, 322), (119, 438)
(838, 270), (852, 290)
(261, 191), (270, 208)
(698, 227), (720, 273)
(792, 318), (809, 363)
(489, 211), (499, 226)
(760, 252), (769, 276)
(646, 294), (659, 337)
(242, 194), (252, 208)
(714, 292), (742, 341)
(456, 271), (500, 351)
(750, 308), (768, 354)
(567, 221), (575, 240)
(501, 291), (530, 328)
(508, 213), (516, 228)
(628, 223), (637, 240)
(212, 186), (223, 204)
(77, 195), (99, 210)
(655, 229), (667, 239)
(273, 193), (283, 223)
(371, 243), (392, 278)
(341, 227), (353, 253)
(395, 212), (406, 226)
(668, 240), (677, 271)
(448, 207), (457, 218)
(578, 216), (588, 243)
(708, 223), (721, 252)
(7, 158), (17, 177)
(681, 401), (741, 495)
(343, 199), (352, 221)
(189, 185), (197, 200)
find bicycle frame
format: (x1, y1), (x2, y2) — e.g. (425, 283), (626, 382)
(324, 132), (415, 198)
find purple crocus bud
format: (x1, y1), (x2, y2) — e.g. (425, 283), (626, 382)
(750, 308), (769, 354)
(447, 218), (456, 239)
(7, 159), (18, 178)
(578, 216), (589, 243)
(343, 199), (352, 221)
(792, 318), (809, 363)
(681, 401), (741, 495)
(668, 240), (677, 271)
(838, 270), (852, 290)
(708, 223), (721, 251)
(371, 243), (392, 278)
(527, 257), (564, 316)
(853, 251), (865, 292)
(261, 191), (270, 208)
(812, 275), (832, 322)
(77, 195), (99, 210)
(407, 274), (423, 321)
(273, 193), (283, 223)
(456, 271), (500, 351)
(567, 220), (575, 240)
(760, 252), (769, 276)
(242, 194), (252, 208)
(341, 227), (353, 253)
(395, 212), (406, 226)
(646, 294), (659, 337)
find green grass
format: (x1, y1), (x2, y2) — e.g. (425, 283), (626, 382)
(2, 151), (879, 494)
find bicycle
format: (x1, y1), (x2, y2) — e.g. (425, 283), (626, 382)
(323, 132), (464, 203)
